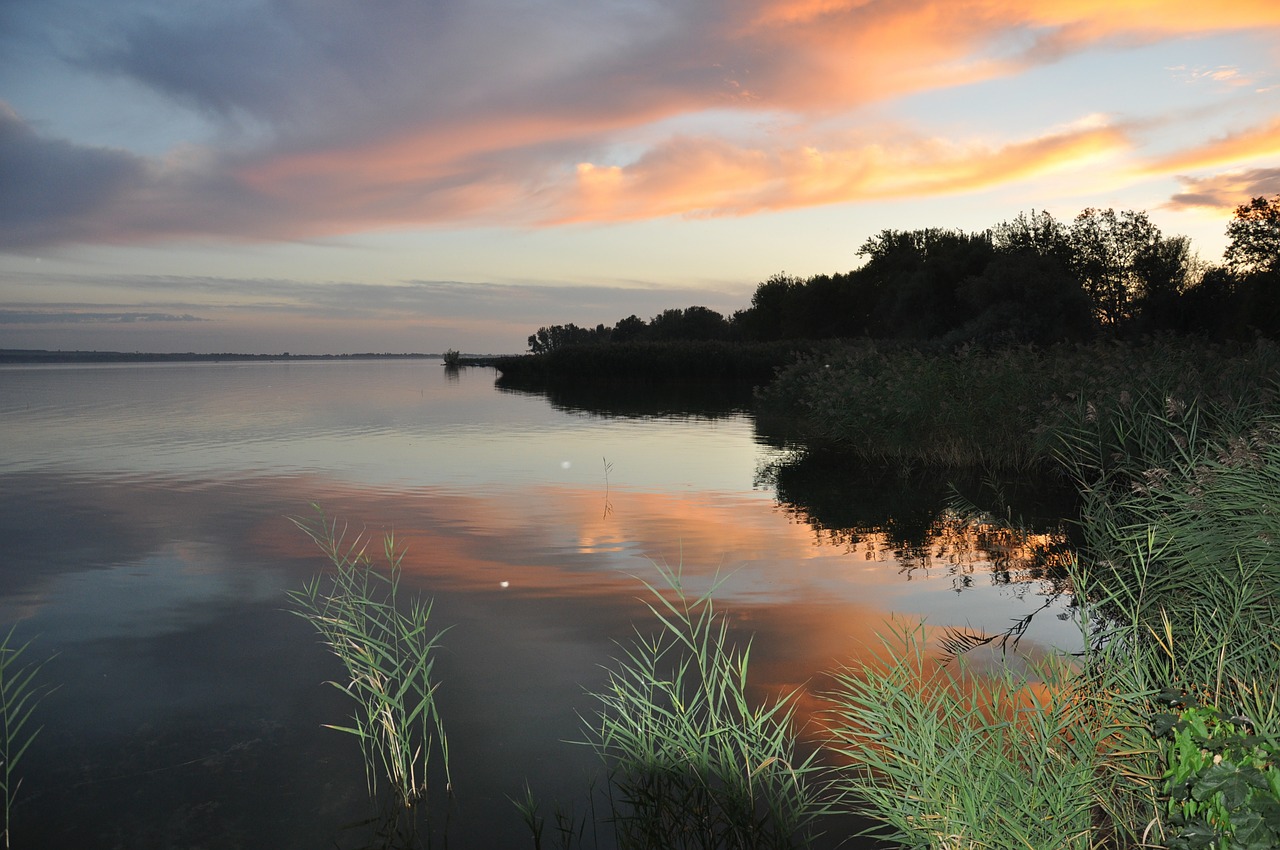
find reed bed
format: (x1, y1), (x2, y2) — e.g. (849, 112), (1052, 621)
(757, 337), (1280, 472)
(790, 340), (1280, 848)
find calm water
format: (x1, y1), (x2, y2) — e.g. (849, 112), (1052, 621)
(0, 360), (1079, 848)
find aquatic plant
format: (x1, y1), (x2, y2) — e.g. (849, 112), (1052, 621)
(824, 621), (1108, 850)
(287, 512), (450, 812)
(0, 628), (54, 850)
(442, 349), (462, 368)
(582, 564), (830, 850)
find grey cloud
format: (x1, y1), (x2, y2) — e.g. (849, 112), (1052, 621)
(0, 105), (148, 246)
(3, 273), (750, 327)
(1168, 168), (1280, 210)
(0, 309), (206, 324)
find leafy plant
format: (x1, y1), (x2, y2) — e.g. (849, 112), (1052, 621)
(0, 628), (54, 850)
(287, 512), (450, 812)
(442, 349), (462, 368)
(1153, 692), (1280, 850)
(582, 564), (829, 850)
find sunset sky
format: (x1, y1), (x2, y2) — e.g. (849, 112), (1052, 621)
(3, 0), (1279, 354)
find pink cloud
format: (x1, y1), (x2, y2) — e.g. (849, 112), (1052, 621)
(6, 0), (1280, 247)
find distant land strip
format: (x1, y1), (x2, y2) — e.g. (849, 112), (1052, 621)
(0, 349), (451, 364)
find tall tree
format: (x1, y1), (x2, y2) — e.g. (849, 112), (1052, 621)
(1068, 208), (1162, 328)
(740, 273), (804, 341)
(859, 228), (994, 339)
(992, 209), (1071, 263)
(1224, 195), (1280, 276)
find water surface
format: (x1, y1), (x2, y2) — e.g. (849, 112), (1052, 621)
(0, 360), (1078, 848)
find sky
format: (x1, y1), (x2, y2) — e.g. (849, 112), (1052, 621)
(2, 0), (1279, 355)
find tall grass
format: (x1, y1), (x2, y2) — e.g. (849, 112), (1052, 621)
(825, 621), (1109, 850)
(757, 337), (1280, 472)
(582, 564), (830, 850)
(0, 628), (53, 850)
(817, 348), (1280, 848)
(1049, 387), (1280, 846)
(287, 512), (450, 813)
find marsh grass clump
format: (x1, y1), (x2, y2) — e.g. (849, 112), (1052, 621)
(583, 565), (829, 850)
(288, 512), (450, 815)
(1047, 373), (1280, 846)
(824, 621), (1108, 850)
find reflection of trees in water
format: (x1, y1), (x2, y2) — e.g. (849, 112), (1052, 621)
(875, 511), (1072, 591)
(758, 445), (1077, 595)
(495, 376), (756, 419)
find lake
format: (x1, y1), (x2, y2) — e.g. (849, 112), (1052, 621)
(0, 359), (1080, 848)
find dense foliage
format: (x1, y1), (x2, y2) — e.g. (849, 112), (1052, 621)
(525, 197), (1280, 355)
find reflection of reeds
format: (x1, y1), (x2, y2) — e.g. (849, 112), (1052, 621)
(287, 512), (450, 814)
(582, 564), (830, 850)
(0, 627), (53, 850)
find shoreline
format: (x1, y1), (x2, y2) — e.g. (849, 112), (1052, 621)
(0, 349), (512, 365)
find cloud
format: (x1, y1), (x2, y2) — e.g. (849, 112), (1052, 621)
(1166, 168), (1280, 211)
(1144, 117), (1280, 173)
(0, 309), (205, 324)
(0, 273), (751, 327)
(554, 123), (1129, 222)
(3, 0), (1280, 248)
(0, 103), (148, 246)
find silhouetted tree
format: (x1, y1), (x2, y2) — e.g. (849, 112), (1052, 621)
(1068, 208), (1163, 329)
(952, 252), (1095, 346)
(739, 273), (804, 341)
(648, 306), (731, 341)
(992, 209), (1072, 264)
(527, 323), (608, 353)
(1129, 235), (1197, 333)
(859, 228), (995, 339)
(1225, 195), (1280, 276)
(612, 314), (647, 343)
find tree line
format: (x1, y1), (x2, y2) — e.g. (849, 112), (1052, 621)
(527, 196), (1280, 352)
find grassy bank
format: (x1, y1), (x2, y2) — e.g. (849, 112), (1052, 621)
(756, 337), (1280, 471)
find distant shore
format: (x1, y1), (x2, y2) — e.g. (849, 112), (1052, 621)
(0, 349), (453, 364)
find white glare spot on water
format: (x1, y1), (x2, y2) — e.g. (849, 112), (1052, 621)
(499, 581), (510, 588)
(560, 460), (571, 469)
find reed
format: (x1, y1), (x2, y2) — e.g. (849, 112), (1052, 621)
(824, 620), (1108, 850)
(287, 512), (450, 813)
(758, 337), (1280, 472)
(0, 628), (53, 850)
(581, 564), (830, 850)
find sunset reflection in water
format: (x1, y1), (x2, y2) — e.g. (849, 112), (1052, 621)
(0, 360), (1080, 849)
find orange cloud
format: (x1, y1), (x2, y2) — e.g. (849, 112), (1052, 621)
(741, 0), (1280, 109)
(1143, 117), (1280, 174)
(555, 123), (1128, 222)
